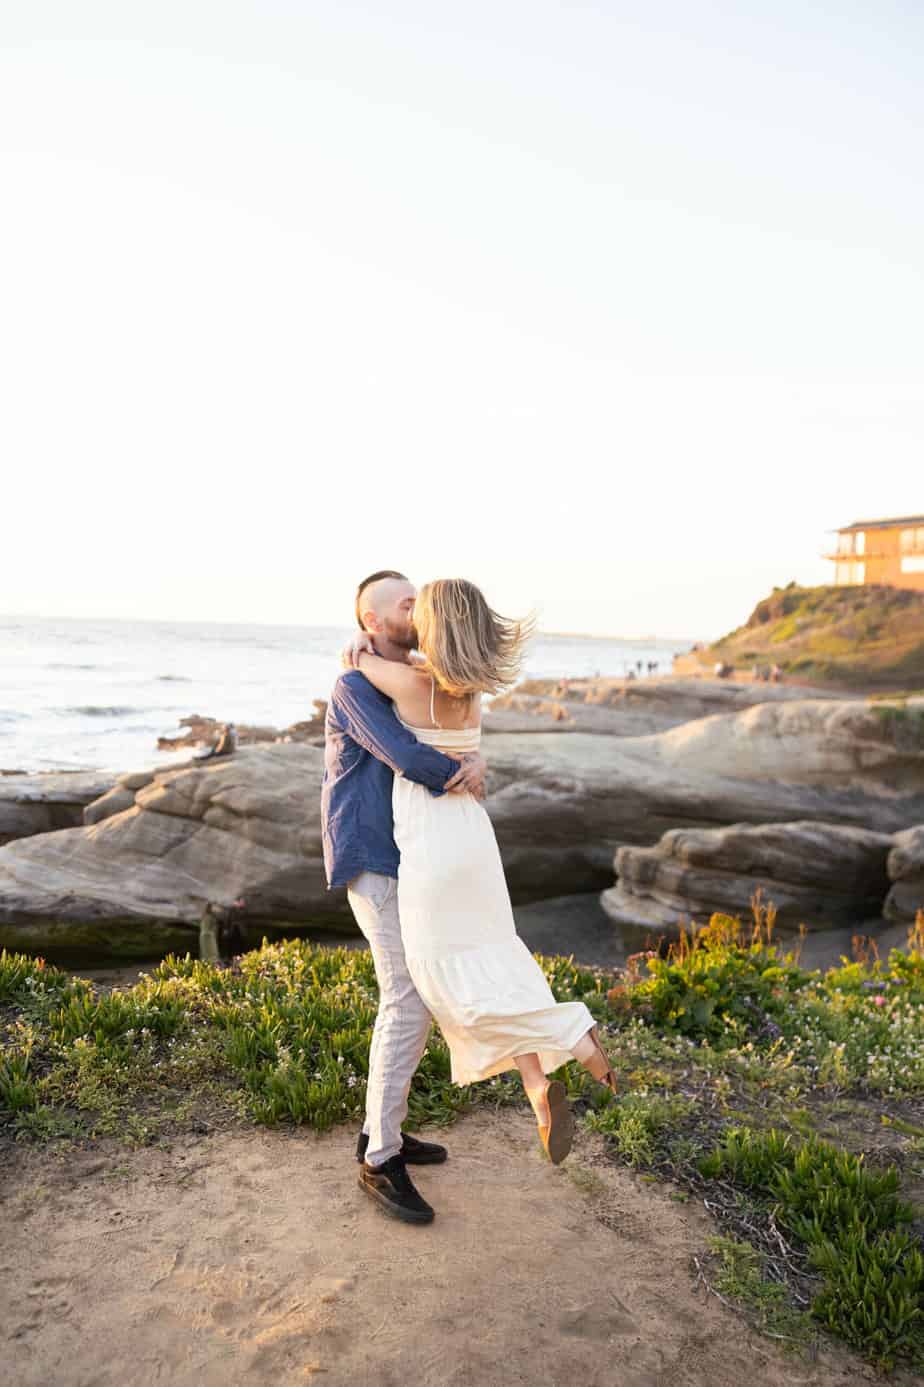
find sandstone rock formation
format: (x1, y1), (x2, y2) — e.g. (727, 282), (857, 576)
(601, 821), (894, 935)
(1, 697), (921, 958)
(884, 827), (924, 925)
(486, 676), (854, 736)
(0, 770), (117, 846)
(483, 699), (924, 899)
(0, 746), (341, 958)
(156, 705), (326, 752)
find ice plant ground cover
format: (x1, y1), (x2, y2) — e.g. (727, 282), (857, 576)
(1, 902), (923, 1372)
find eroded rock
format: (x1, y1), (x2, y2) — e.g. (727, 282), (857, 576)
(486, 676), (855, 737)
(884, 826), (924, 925)
(0, 770), (118, 846)
(601, 821), (894, 934)
(1, 697), (921, 957)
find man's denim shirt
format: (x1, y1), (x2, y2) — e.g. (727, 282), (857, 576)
(321, 670), (462, 890)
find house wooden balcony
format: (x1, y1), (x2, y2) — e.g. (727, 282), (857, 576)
(823, 543), (924, 562)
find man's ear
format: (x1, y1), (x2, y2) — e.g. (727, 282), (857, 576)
(359, 608), (380, 634)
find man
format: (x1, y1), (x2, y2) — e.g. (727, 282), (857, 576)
(321, 570), (487, 1225)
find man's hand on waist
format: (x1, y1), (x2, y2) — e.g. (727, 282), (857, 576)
(445, 752), (487, 800)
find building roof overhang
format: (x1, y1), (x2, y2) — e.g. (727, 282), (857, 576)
(832, 514), (924, 534)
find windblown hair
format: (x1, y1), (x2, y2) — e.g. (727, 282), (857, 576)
(354, 569), (408, 629)
(414, 579), (535, 697)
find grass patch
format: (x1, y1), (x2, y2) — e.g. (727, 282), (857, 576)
(701, 1234), (815, 1345)
(699, 1128), (922, 1370)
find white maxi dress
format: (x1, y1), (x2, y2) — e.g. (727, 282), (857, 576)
(392, 700), (595, 1086)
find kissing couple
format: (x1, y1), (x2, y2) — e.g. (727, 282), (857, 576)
(321, 571), (617, 1225)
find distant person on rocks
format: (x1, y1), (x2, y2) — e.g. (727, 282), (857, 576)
(194, 722), (237, 761)
(328, 574), (617, 1226)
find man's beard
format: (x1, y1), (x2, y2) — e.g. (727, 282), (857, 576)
(382, 616), (419, 651)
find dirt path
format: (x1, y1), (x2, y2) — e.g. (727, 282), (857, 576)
(1, 1110), (911, 1387)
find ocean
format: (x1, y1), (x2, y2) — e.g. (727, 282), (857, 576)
(0, 614), (693, 774)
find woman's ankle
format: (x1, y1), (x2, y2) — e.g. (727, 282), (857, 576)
(523, 1081), (550, 1121)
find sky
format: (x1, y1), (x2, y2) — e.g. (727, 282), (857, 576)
(1, 1), (921, 640)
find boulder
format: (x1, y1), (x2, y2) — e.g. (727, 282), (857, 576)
(484, 698), (924, 900)
(601, 821), (894, 934)
(636, 698), (924, 791)
(884, 827), (924, 925)
(0, 770), (117, 846)
(0, 745), (345, 959)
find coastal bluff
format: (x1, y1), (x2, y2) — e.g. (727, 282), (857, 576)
(0, 690), (922, 958)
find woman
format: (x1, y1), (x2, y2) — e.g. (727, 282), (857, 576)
(353, 578), (617, 1164)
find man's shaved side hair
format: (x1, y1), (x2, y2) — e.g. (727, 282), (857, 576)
(355, 570), (409, 629)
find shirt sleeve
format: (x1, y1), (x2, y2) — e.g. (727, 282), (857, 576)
(330, 672), (461, 794)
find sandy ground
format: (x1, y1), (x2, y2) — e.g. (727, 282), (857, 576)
(2, 1108), (914, 1387)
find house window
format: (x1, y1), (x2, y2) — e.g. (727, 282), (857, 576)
(836, 561), (865, 584)
(901, 556), (924, 574)
(838, 532), (854, 555)
(855, 532), (865, 556)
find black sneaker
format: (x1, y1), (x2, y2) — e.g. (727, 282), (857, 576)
(356, 1131), (448, 1165)
(358, 1154), (435, 1224)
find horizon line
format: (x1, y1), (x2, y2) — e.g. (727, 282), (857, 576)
(0, 609), (708, 645)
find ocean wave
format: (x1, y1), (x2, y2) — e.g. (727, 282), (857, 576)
(61, 705), (143, 718)
(156, 674), (192, 682)
(46, 662), (100, 670)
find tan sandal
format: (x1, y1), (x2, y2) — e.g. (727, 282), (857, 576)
(532, 1080), (574, 1165)
(582, 1026), (618, 1095)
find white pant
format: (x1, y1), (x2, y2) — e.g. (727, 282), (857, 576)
(347, 870), (433, 1166)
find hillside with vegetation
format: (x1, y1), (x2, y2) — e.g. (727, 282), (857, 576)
(694, 583), (924, 690)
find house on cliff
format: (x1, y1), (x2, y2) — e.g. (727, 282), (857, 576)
(825, 514), (924, 590)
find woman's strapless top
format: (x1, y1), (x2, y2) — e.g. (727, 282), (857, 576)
(394, 706), (481, 756)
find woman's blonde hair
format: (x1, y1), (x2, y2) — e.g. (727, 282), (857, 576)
(414, 579), (535, 697)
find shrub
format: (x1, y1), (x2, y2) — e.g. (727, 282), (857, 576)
(628, 905), (811, 1043)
